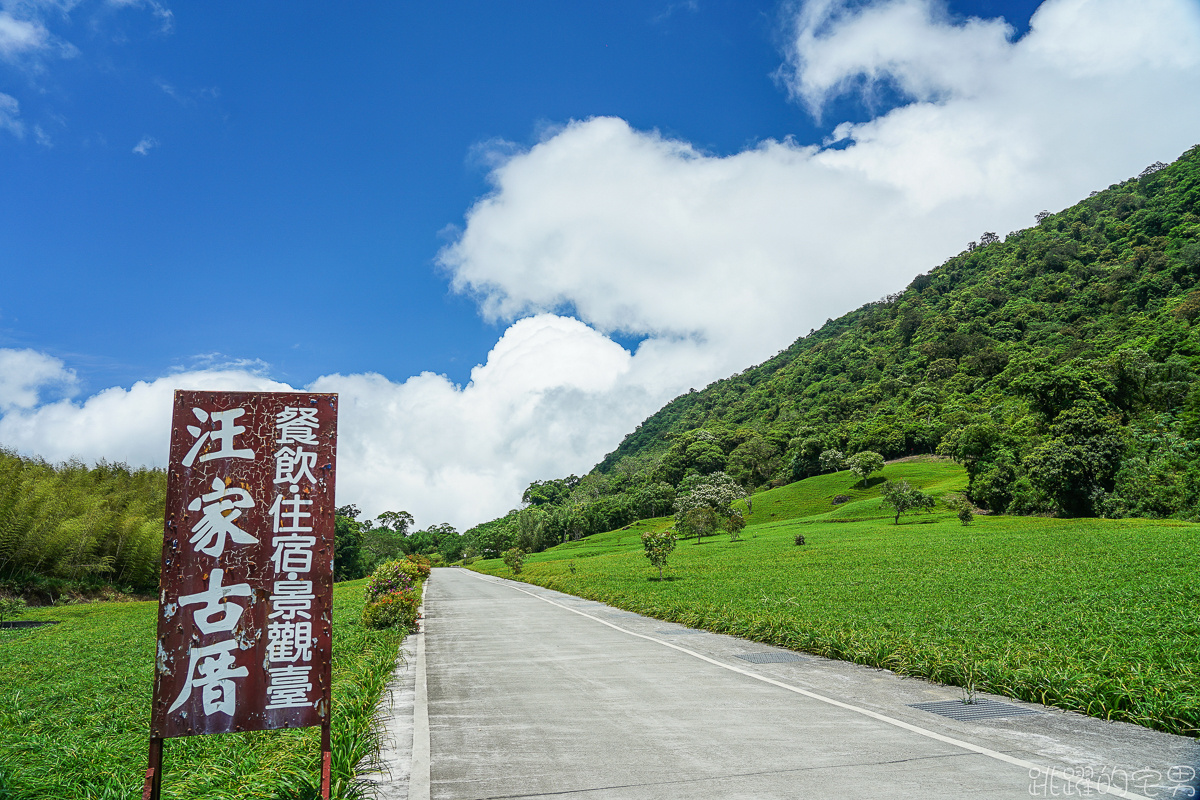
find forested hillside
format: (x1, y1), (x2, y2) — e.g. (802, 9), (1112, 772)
(467, 144), (1200, 554)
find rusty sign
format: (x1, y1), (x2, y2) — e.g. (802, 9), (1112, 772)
(150, 390), (338, 739)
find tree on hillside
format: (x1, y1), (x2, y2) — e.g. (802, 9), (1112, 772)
(847, 451), (884, 485)
(685, 439), (727, 474)
(879, 480), (935, 525)
(819, 449), (846, 474)
(522, 475), (581, 507)
(729, 437), (781, 490)
(516, 505), (551, 552)
(1024, 406), (1126, 517)
(673, 471), (744, 543)
(633, 482), (676, 518)
(376, 510), (414, 536)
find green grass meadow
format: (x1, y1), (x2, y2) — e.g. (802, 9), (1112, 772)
(471, 460), (1200, 738)
(0, 579), (404, 800)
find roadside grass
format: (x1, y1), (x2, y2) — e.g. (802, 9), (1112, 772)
(0, 579), (404, 799)
(471, 462), (1200, 738)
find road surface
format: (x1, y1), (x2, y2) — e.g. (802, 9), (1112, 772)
(363, 568), (1198, 800)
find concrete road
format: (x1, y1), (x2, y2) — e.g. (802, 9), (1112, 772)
(367, 568), (1199, 800)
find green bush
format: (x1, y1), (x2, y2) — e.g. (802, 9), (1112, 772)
(944, 494), (975, 526)
(502, 547), (526, 575)
(0, 597), (26, 623)
(361, 588), (421, 631)
(363, 560), (415, 604)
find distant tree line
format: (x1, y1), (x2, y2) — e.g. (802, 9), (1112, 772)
(333, 505), (465, 580)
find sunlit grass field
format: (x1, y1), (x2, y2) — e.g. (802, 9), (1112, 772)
(0, 579), (402, 800)
(470, 460), (1200, 737)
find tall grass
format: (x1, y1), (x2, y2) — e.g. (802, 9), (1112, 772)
(0, 450), (166, 593)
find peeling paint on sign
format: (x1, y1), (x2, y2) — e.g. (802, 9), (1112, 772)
(150, 391), (337, 738)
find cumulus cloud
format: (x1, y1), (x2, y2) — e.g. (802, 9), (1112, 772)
(441, 0), (1200, 376)
(5, 0), (1200, 530)
(0, 366), (289, 467)
(0, 348), (78, 412)
(0, 317), (687, 528)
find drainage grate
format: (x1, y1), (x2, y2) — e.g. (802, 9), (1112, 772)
(656, 629), (704, 635)
(909, 699), (1039, 721)
(735, 652), (807, 664)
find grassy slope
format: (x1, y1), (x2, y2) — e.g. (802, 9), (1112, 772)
(0, 580), (402, 800)
(469, 461), (1200, 737)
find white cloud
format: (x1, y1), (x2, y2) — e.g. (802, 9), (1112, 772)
(0, 317), (688, 529)
(5, 0), (1200, 531)
(780, 0), (1018, 113)
(0, 366), (289, 467)
(108, 0), (174, 34)
(0, 91), (23, 137)
(441, 0), (1200, 370)
(0, 11), (51, 64)
(0, 348), (78, 412)
(132, 134), (158, 155)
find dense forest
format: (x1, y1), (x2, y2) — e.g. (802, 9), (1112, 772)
(465, 144), (1200, 555)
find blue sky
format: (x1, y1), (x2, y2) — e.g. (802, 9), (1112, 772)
(2, 0), (1199, 528)
(3, 0), (1042, 391)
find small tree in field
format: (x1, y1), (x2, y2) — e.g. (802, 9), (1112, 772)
(642, 530), (677, 579)
(726, 510), (746, 542)
(879, 480), (935, 524)
(944, 494), (975, 526)
(847, 451), (884, 485)
(680, 506), (718, 542)
(503, 547), (526, 575)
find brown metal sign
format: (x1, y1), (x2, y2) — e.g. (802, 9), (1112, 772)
(150, 390), (338, 739)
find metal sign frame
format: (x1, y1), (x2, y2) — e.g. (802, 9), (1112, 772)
(143, 390), (338, 800)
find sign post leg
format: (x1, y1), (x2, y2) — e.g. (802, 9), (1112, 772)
(141, 737), (163, 800)
(320, 721), (332, 800)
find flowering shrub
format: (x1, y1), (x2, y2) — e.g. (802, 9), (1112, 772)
(362, 588), (421, 631)
(404, 553), (432, 580)
(364, 560), (415, 604)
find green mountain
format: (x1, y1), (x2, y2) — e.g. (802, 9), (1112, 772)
(468, 143), (1200, 554)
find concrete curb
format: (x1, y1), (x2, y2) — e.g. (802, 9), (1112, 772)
(357, 595), (429, 799)
(410, 609), (430, 800)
